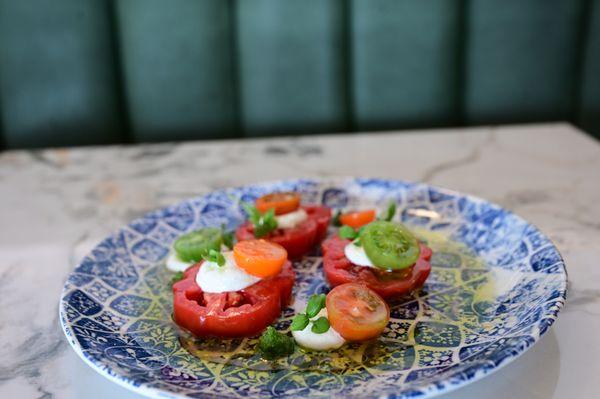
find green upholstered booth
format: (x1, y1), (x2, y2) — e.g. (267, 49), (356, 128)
(0, 0), (599, 149)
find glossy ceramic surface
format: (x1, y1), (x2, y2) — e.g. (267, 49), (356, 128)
(59, 178), (567, 398)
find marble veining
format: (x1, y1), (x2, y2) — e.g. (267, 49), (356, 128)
(0, 123), (599, 398)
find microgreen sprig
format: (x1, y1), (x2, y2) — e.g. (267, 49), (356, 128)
(339, 225), (358, 240)
(242, 202), (278, 238)
(311, 317), (330, 334)
(201, 249), (226, 267)
(338, 225), (365, 246)
(291, 294), (330, 334)
(378, 200), (397, 222)
(331, 209), (342, 227)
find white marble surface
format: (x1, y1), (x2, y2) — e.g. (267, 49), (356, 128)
(0, 123), (599, 399)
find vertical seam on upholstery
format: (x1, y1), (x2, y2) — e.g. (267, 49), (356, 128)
(106, 0), (132, 144)
(456, 0), (469, 126)
(0, 84), (5, 150)
(572, 0), (593, 126)
(227, 0), (243, 138)
(341, 0), (355, 132)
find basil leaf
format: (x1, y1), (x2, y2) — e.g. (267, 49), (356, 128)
(290, 313), (310, 331)
(331, 210), (342, 227)
(258, 326), (295, 360)
(311, 316), (330, 334)
(170, 271), (185, 287)
(339, 225), (358, 240)
(379, 200), (397, 222)
(305, 294), (326, 318)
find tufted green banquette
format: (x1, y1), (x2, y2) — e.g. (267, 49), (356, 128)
(0, 0), (599, 149)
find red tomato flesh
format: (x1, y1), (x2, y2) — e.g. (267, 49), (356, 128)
(172, 261), (294, 338)
(321, 235), (432, 299)
(302, 205), (331, 243)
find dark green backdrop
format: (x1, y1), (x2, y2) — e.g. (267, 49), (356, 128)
(0, 0), (599, 149)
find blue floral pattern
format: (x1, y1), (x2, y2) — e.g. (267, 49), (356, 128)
(60, 178), (567, 398)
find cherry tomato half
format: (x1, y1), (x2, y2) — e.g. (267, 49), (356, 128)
(256, 192), (301, 215)
(326, 283), (390, 341)
(339, 209), (376, 229)
(233, 239), (287, 278)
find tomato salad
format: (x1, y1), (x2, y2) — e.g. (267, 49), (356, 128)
(167, 192), (433, 359)
(236, 192), (331, 258)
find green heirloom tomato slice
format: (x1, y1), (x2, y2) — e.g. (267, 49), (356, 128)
(361, 221), (420, 270)
(173, 227), (223, 262)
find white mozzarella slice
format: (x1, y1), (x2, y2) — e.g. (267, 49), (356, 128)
(275, 208), (308, 229)
(166, 244), (230, 272)
(196, 251), (261, 293)
(344, 240), (377, 268)
(292, 309), (346, 351)
(165, 251), (195, 272)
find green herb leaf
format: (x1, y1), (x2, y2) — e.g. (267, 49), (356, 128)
(331, 210), (342, 227)
(241, 202), (261, 224)
(221, 224), (235, 249)
(258, 326), (295, 360)
(311, 316), (330, 334)
(378, 200), (397, 222)
(201, 249), (226, 267)
(305, 294), (326, 318)
(253, 208), (278, 238)
(339, 225), (358, 240)
(170, 271), (185, 287)
(241, 202), (278, 237)
(290, 313), (310, 331)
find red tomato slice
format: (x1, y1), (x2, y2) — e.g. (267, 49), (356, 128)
(303, 205), (332, 243)
(321, 235), (432, 299)
(172, 261), (294, 337)
(326, 283), (390, 341)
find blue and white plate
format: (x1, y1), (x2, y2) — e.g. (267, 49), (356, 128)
(59, 178), (567, 398)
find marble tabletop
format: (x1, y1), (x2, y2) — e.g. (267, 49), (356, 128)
(1, 123), (599, 399)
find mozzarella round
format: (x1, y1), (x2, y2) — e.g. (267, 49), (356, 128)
(292, 309), (346, 351)
(166, 244), (230, 272)
(196, 251), (261, 293)
(275, 208), (308, 229)
(165, 251), (194, 272)
(344, 240), (377, 268)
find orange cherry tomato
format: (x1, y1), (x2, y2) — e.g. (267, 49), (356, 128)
(255, 192), (301, 215)
(339, 209), (376, 229)
(233, 239), (288, 278)
(326, 283), (390, 341)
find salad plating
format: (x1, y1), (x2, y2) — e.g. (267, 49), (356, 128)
(167, 192), (433, 358)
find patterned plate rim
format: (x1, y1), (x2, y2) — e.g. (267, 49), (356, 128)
(59, 177), (568, 399)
